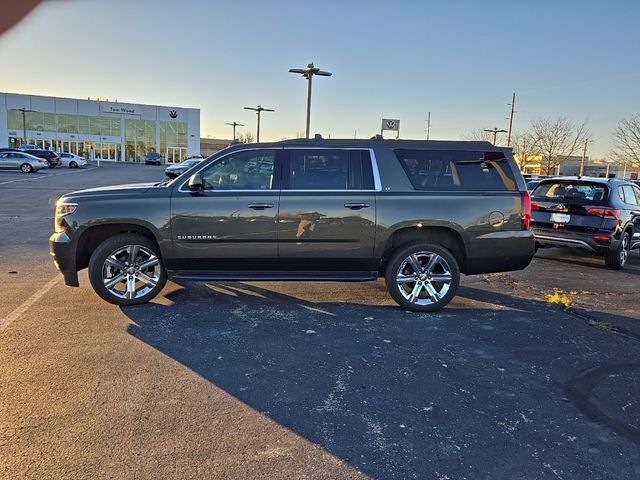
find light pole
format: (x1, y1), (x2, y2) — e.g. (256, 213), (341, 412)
(243, 105), (274, 142)
(289, 63), (332, 139)
(11, 108), (35, 145)
(224, 121), (244, 140)
(484, 127), (508, 145)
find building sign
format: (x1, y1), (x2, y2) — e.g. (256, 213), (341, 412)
(169, 110), (178, 118)
(381, 118), (400, 131)
(101, 104), (140, 115)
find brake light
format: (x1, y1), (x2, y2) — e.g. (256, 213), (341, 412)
(593, 235), (611, 242)
(522, 191), (532, 230)
(586, 208), (622, 220)
(531, 202), (539, 211)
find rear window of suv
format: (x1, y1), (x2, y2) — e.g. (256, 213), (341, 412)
(395, 149), (517, 191)
(532, 181), (609, 204)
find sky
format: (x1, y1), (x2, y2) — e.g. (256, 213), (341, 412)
(0, 0), (638, 157)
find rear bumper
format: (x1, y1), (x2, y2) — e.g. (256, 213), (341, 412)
(49, 232), (79, 286)
(532, 227), (619, 254)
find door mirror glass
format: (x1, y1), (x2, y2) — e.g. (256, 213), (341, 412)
(188, 173), (204, 191)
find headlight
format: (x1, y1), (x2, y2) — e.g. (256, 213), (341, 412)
(54, 203), (77, 233)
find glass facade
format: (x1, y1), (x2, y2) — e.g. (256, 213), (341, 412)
(125, 119), (157, 162)
(160, 121), (187, 163)
(8, 111), (121, 137)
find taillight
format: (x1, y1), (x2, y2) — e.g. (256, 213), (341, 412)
(522, 191), (532, 230)
(586, 208), (622, 220)
(531, 202), (539, 211)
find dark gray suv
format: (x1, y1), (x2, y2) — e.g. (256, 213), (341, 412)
(50, 139), (534, 311)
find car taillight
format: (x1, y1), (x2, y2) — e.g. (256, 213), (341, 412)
(522, 191), (532, 230)
(531, 202), (539, 211)
(586, 208), (622, 220)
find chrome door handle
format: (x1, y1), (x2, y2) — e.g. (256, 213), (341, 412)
(248, 203), (274, 210)
(344, 203), (369, 210)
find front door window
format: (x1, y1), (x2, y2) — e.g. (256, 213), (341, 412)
(200, 150), (275, 190)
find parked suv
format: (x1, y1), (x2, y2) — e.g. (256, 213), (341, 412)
(531, 177), (640, 269)
(23, 149), (61, 168)
(50, 139), (534, 311)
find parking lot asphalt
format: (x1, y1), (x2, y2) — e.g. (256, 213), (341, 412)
(0, 163), (639, 479)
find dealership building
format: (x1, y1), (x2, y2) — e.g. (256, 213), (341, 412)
(0, 92), (200, 163)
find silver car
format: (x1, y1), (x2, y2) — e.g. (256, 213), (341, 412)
(0, 151), (49, 173)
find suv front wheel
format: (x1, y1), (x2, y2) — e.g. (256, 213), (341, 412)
(88, 233), (167, 305)
(385, 241), (460, 312)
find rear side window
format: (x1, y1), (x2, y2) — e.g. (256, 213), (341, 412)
(532, 181), (609, 204)
(395, 149), (517, 191)
(621, 185), (639, 206)
(287, 149), (374, 190)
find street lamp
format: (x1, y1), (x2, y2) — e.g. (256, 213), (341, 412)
(224, 121), (244, 141)
(11, 108), (35, 145)
(243, 105), (274, 142)
(483, 127), (508, 145)
(289, 62), (332, 139)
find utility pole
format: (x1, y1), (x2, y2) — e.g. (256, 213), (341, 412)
(243, 105), (274, 142)
(289, 63), (332, 139)
(425, 112), (431, 140)
(483, 127), (508, 145)
(224, 121), (244, 140)
(506, 92), (516, 147)
(579, 138), (592, 176)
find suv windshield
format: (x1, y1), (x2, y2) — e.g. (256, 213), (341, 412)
(532, 181), (609, 204)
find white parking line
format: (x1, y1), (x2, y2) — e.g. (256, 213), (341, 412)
(0, 276), (60, 332)
(0, 167), (94, 186)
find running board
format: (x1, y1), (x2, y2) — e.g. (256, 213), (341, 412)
(169, 270), (379, 282)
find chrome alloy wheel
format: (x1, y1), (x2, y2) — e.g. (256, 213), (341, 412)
(101, 244), (161, 300)
(395, 251), (453, 306)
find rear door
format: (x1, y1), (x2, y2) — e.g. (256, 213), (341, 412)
(621, 184), (640, 249)
(531, 180), (611, 232)
(277, 148), (378, 271)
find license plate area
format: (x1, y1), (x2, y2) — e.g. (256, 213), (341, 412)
(550, 213), (570, 223)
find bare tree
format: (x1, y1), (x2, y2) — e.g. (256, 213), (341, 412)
(511, 132), (539, 171)
(610, 114), (640, 170)
(464, 128), (494, 143)
(237, 132), (255, 143)
(530, 117), (589, 175)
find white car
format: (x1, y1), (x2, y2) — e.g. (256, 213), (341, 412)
(58, 152), (87, 168)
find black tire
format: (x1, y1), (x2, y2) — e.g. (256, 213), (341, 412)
(88, 233), (167, 306)
(20, 163), (34, 173)
(384, 241), (460, 312)
(604, 232), (630, 270)
(69, 161), (78, 168)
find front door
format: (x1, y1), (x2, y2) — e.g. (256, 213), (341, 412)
(277, 148), (378, 271)
(169, 148), (282, 271)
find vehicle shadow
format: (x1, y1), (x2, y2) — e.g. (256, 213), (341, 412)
(122, 281), (640, 478)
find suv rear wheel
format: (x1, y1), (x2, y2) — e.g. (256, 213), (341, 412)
(385, 241), (460, 312)
(604, 232), (630, 270)
(88, 233), (167, 305)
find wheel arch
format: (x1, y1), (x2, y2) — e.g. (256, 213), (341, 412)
(75, 222), (163, 272)
(378, 225), (468, 274)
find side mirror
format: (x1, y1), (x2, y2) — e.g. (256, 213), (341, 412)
(188, 173), (204, 191)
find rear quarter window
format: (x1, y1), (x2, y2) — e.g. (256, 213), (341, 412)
(532, 181), (609, 204)
(395, 149), (517, 191)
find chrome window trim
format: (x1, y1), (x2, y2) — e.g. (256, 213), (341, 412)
(177, 146), (383, 194)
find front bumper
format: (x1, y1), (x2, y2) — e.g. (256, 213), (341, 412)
(49, 231), (79, 286)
